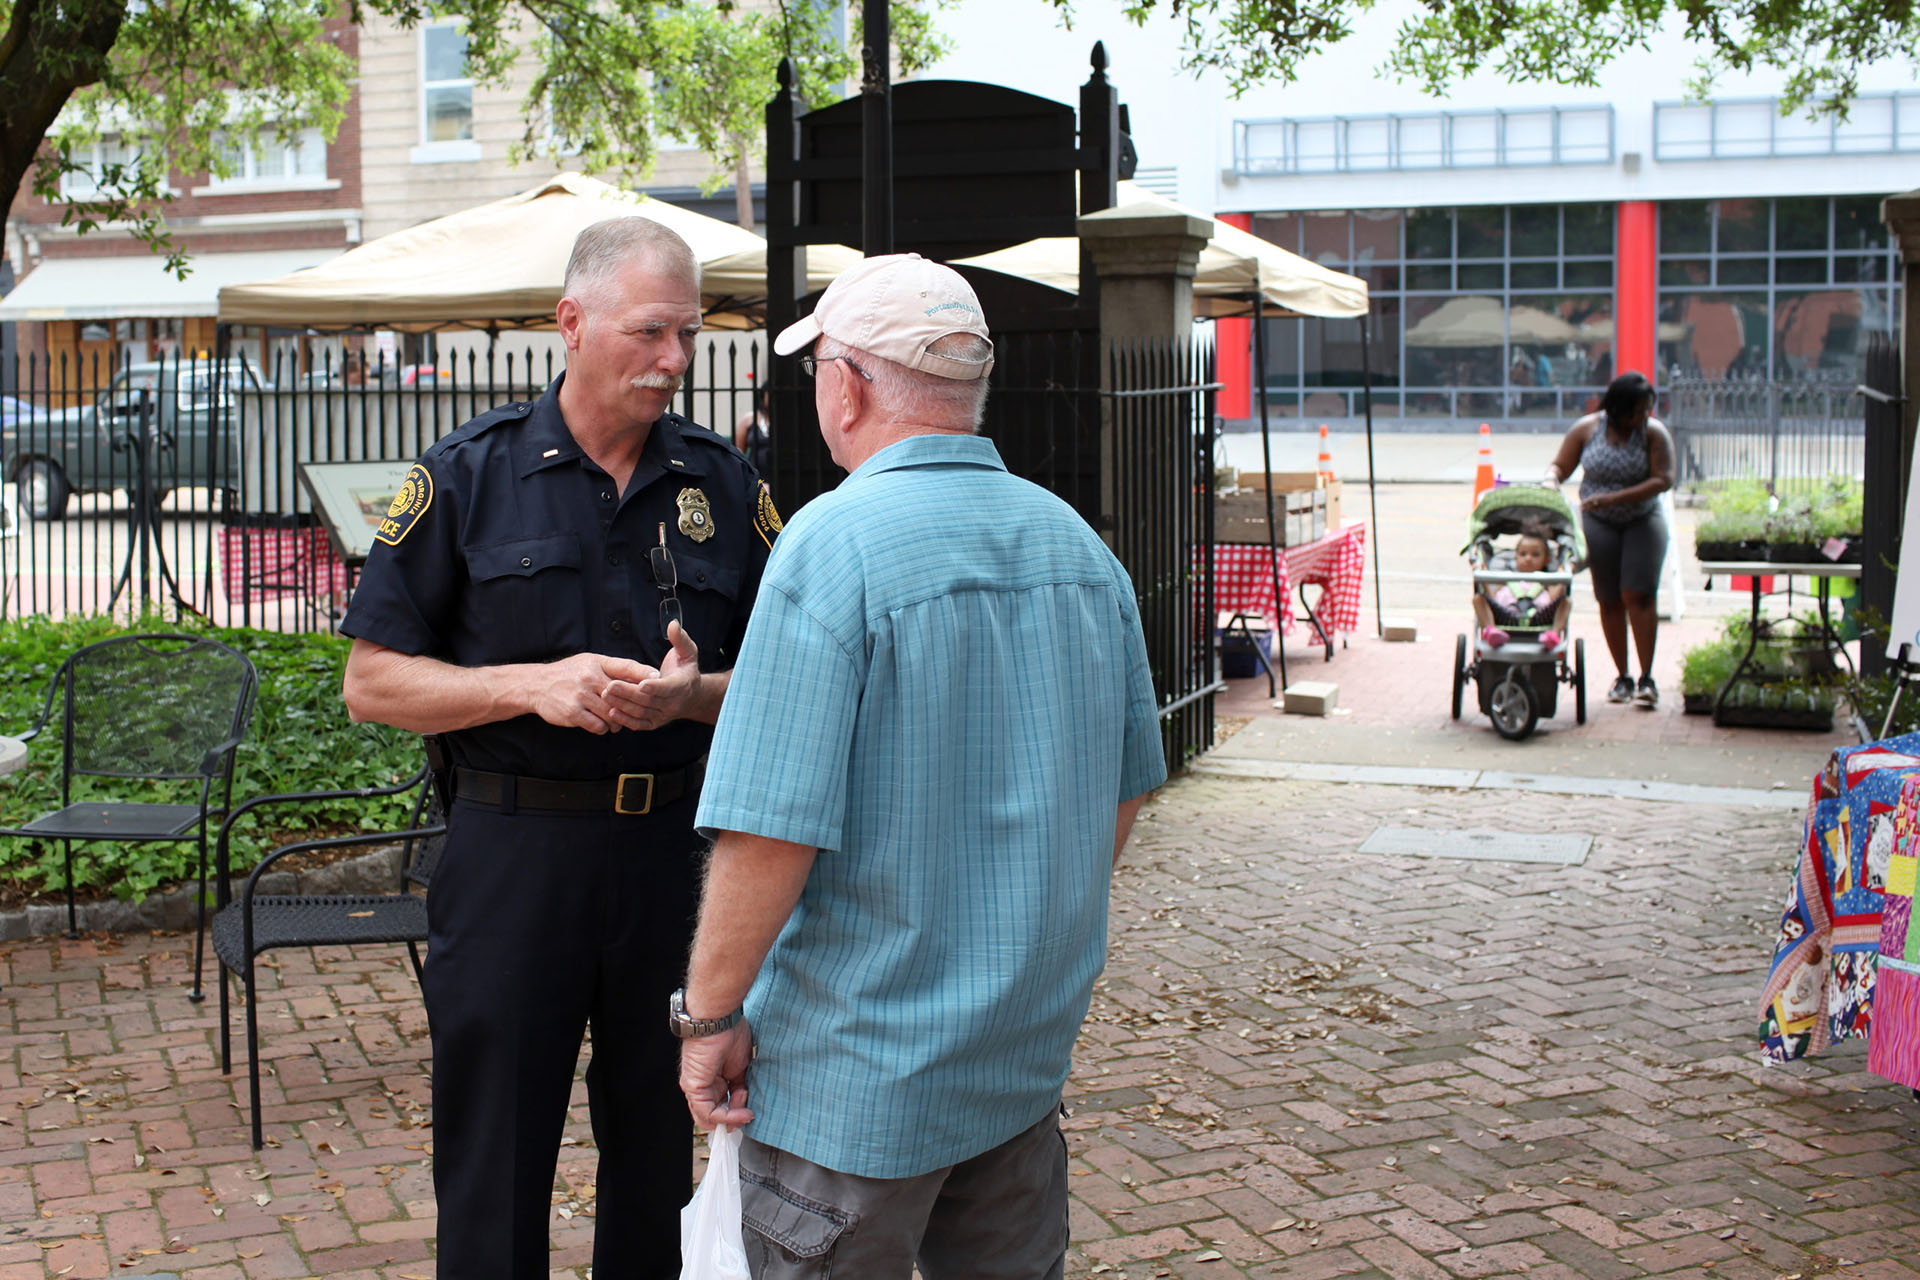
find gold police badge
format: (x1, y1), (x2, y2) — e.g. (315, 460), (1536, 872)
(676, 487), (714, 542)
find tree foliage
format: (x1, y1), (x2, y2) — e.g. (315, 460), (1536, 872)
(2, 0), (947, 272)
(1082, 0), (1914, 113)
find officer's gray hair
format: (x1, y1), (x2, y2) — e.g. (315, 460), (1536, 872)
(563, 217), (701, 307)
(815, 335), (991, 432)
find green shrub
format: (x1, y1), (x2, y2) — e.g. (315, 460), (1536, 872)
(0, 614), (420, 904)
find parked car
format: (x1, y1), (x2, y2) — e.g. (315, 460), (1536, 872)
(3, 359), (266, 520)
(0, 395), (42, 426)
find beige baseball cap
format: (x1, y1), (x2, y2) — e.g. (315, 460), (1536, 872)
(773, 253), (994, 381)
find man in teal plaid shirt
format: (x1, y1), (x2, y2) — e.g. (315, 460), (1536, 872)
(672, 253), (1166, 1278)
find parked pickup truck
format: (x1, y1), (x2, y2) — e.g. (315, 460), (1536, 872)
(4, 359), (265, 519)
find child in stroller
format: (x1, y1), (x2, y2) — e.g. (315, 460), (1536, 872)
(1453, 485), (1588, 741)
(1473, 522), (1571, 651)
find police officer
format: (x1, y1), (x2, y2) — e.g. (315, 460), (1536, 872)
(340, 217), (777, 1279)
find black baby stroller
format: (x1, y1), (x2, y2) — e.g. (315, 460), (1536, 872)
(1452, 484), (1588, 741)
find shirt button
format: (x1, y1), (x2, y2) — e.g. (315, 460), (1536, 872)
(520, 556), (532, 567)
(600, 491), (614, 502)
(610, 620), (624, 634)
(697, 570), (708, 584)
(608, 553), (621, 566)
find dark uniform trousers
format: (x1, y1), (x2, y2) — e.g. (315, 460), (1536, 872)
(423, 789), (703, 1279)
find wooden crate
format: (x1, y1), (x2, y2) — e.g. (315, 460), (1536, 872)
(1215, 486), (1326, 545)
(1246, 471), (1342, 530)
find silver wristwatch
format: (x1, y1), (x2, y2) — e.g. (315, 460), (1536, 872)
(668, 987), (743, 1039)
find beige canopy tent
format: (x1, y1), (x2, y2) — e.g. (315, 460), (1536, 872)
(951, 182), (1368, 321)
(216, 173), (861, 331)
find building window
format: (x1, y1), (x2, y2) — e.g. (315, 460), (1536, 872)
(1654, 92), (1920, 160)
(1249, 204), (1616, 424)
(209, 127), (327, 187)
(1233, 106), (1613, 175)
(1656, 195), (1900, 382)
(59, 136), (143, 199)
(421, 23), (474, 145)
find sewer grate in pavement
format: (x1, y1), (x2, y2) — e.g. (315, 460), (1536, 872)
(1356, 825), (1591, 865)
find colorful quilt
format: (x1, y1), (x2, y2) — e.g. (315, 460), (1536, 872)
(1759, 732), (1920, 1063)
(1870, 774), (1920, 1088)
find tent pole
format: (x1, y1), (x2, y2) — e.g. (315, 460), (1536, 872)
(1361, 310), (1384, 636)
(1253, 294), (1287, 692)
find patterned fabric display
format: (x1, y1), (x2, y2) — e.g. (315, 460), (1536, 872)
(1759, 732), (1920, 1063)
(1209, 523), (1368, 639)
(1870, 775), (1920, 1088)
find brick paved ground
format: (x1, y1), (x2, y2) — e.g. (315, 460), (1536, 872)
(7, 768), (1918, 1279)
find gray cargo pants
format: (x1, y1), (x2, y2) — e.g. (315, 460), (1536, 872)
(737, 1105), (1068, 1279)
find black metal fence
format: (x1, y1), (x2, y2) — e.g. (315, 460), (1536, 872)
(1109, 339), (1219, 772)
(1667, 375), (1866, 490)
(4, 335), (1221, 768)
(0, 343), (768, 632)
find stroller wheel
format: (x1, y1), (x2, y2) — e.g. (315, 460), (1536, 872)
(1574, 638), (1587, 725)
(1452, 634), (1467, 721)
(1490, 671), (1538, 741)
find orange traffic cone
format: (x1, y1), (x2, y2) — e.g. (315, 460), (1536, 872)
(1472, 423), (1496, 503)
(1316, 424), (1335, 483)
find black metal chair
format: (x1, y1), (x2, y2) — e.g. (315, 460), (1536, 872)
(206, 764), (445, 1149)
(0, 633), (257, 942)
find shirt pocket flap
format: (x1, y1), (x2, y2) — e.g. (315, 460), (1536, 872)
(673, 547), (743, 600)
(740, 1173), (848, 1259)
(468, 533), (581, 581)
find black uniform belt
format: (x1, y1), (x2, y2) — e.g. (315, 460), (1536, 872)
(453, 760), (705, 816)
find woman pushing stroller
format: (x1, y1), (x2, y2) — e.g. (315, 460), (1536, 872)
(1546, 372), (1675, 709)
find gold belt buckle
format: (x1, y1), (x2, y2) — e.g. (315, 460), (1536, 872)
(614, 773), (655, 815)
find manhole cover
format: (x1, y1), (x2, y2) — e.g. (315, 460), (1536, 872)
(1356, 826), (1590, 866)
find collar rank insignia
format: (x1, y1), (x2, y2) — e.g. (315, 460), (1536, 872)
(676, 487), (714, 542)
(754, 481), (784, 550)
(374, 463), (433, 546)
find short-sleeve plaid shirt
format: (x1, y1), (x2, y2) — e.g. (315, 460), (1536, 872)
(695, 432), (1166, 1178)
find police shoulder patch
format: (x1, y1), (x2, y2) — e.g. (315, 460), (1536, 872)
(375, 464), (434, 546)
(754, 481), (783, 550)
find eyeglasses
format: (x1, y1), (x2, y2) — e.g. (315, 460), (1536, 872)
(797, 353), (873, 382)
(650, 523), (683, 636)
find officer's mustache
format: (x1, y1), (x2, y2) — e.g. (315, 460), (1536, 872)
(632, 373), (683, 395)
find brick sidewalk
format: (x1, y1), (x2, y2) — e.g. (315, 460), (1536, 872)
(6, 770), (1916, 1278)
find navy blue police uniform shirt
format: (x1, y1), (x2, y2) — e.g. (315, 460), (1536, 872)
(340, 375), (779, 780)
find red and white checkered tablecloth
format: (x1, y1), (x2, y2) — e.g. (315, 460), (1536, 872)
(1210, 521), (1368, 640)
(217, 526), (351, 602)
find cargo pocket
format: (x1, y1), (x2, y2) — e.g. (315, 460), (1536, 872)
(740, 1171), (848, 1278)
(464, 533), (585, 662)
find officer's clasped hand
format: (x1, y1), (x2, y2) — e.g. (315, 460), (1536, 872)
(605, 619), (702, 732)
(529, 651), (656, 735)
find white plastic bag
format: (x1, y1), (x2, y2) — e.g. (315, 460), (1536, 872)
(680, 1124), (751, 1280)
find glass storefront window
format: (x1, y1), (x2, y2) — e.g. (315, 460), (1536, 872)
(1457, 207), (1504, 258)
(1661, 201), (1711, 254)
(1835, 196), (1890, 250)
(1775, 289), (1868, 378)
(1252, 213), (1301, 253)
(1303, 212), (1349, 265)
(1511, 205), (1558, 257)
(1718, 259), (1768, 286)
(1659, 291), (1769, 378)
(1511, 261), (1557, 289)
(1459, 263), (1503, 290)
(1564, 204), (1614, 256)
(1352, 210), (1402, 264)
(1564, 260), (1613, 289)
(1718, 199), (1769, 253)
(1775, 257), (1827, 285)
(1407, 209), (1451, 258)
(1775, 197), (1828, 251)
(1407, 264), (1452, 291)
(1661, 259), (1710, 286)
